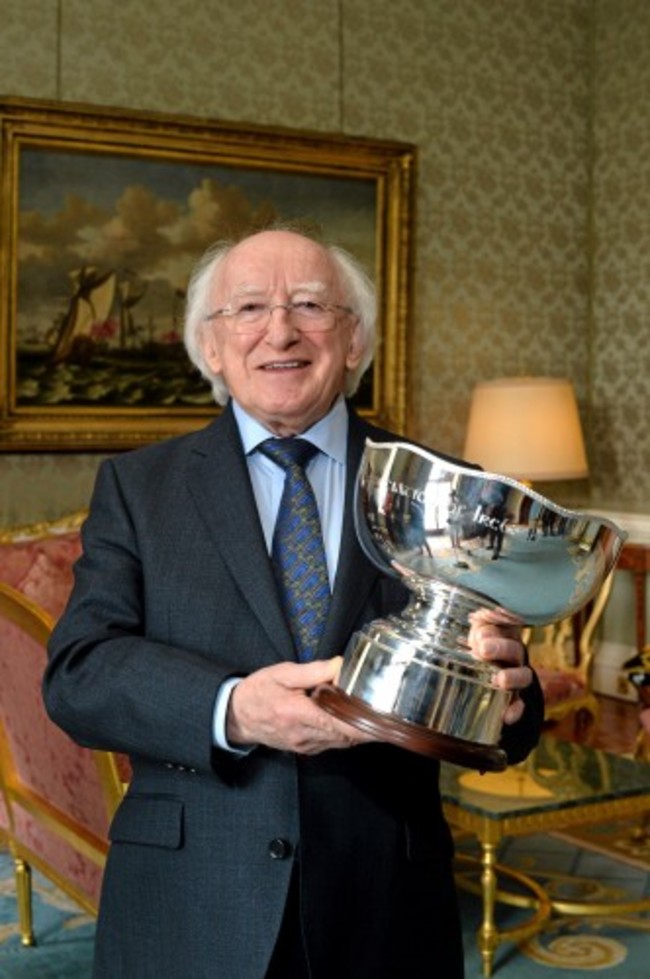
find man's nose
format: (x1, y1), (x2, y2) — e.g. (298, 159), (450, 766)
(264, 304), (299, 343)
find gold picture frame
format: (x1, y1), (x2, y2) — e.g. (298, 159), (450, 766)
(0, 97), (415, 451)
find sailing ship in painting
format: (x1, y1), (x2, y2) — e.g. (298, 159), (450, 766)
(50, 266), (120, 364)
(17, 265), (213, 409)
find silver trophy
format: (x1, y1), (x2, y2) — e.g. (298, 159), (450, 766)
(316, 440), (627, 771)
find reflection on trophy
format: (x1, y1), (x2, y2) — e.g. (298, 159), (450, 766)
(315, 440), (627, 772)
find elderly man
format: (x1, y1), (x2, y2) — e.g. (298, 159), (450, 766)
(44, 229), (543, 979)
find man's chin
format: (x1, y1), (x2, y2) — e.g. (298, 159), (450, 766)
(255, 402), (324, 436)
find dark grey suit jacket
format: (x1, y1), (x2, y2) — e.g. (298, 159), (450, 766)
(44, 403), (543, 979)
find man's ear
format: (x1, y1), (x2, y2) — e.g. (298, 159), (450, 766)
(345, 320), (365, 371)
(201, 326), (222, 375)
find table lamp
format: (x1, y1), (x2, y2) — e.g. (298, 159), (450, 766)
(463, 376), (589, 482)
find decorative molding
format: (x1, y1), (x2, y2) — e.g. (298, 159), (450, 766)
(597, 510), (650, 545)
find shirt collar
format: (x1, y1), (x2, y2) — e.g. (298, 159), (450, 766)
(232, 396), (348, 466)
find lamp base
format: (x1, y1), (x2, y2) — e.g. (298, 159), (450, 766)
(314, 684), (508, 772)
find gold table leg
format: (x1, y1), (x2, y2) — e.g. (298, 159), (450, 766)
(454, 849), (552, 977)
(478, 841), (498, 977)
(14, 856), (35, 946)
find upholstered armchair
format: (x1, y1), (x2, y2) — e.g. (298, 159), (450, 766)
(0, 581), (126, 944)
(525, 573), (615, 730)
(0, 512), (87, 870)
(0, 512), (132, 798)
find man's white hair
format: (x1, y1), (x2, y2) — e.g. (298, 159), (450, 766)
(183, 232), (377, 406)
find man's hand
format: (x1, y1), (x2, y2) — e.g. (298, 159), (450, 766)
(226, 656), (375, 754)
(468, 608), (533, 725)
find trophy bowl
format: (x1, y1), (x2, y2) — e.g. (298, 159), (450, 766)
(315, 439), (627, 771)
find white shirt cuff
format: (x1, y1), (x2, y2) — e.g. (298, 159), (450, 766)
(212, 676), (255, 756)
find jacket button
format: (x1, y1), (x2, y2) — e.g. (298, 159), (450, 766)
(268, 838), (292, 860)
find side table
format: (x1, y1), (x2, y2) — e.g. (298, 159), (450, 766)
(440, 735), (650, 976)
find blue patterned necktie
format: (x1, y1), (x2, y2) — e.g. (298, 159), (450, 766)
(259, 438), (331, 661)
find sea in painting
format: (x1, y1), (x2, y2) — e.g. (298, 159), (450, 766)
(16, 263), (213, 409)
(17, 346), (213, 410)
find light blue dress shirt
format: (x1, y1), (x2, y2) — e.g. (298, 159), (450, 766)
(212, 397), (349, 751)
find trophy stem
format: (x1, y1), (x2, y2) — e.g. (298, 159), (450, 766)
(400, 582), (497, 656)
(317, 582), (510, 771)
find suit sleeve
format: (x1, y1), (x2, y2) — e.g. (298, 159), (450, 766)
(43, 457), (233, 776)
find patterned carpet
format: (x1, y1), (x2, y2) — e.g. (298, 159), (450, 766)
(1, 832), (650, 977)
(458, 831), (650, 977)
(557, 816), (650, 873)
(0, 852), (94, 978)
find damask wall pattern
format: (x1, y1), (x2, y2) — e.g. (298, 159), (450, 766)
(342, 0), (592, 473)
(0, 0), (646, 525)
(590, 0), (650, 507)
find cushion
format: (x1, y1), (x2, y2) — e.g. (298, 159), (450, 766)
(0, 523), (83, 617)
(536, 666), (585, 705)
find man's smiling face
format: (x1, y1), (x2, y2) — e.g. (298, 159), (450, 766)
(201, 230), (363, 436)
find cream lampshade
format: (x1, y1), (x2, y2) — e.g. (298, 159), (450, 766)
(463, 376), (589, 481)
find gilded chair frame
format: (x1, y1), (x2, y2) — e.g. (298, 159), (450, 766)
(0, 508), (87, 546)
(525, 572), (615, 726)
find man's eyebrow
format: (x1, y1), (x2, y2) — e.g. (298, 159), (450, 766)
(228, 285), (266, 298)
(291, 281), (328, 294)
(227, 281), (329, 299)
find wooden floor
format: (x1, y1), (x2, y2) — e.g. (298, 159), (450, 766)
(547, 693), (643, 755)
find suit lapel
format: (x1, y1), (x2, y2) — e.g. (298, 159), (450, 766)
(184, 406), (294, 662)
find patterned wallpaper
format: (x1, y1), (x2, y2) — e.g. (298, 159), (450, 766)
(590, 0), (650, 508)
(0, 0), (647, 526)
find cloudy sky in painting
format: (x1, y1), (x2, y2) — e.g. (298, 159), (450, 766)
(16, 148), (377, 342)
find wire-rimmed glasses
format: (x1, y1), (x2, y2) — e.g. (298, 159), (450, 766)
(205, 300), (356, 334)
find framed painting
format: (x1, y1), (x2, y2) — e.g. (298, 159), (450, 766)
(0, 97), (415, 451)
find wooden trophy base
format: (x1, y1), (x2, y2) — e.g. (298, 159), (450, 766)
(314, 684), (508, 773)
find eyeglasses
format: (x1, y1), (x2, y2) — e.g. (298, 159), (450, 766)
(205, 300), (356, 334)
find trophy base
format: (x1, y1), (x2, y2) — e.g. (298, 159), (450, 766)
(314, 684), (508, 772)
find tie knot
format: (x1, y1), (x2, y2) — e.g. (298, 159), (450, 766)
(259, 438), (318, 471)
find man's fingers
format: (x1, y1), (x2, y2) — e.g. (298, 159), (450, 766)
(502, 696), (525, 725)
(227, 656), (370, 754)
(492, 665), (533, 690)
(281, 656), (343, 690)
